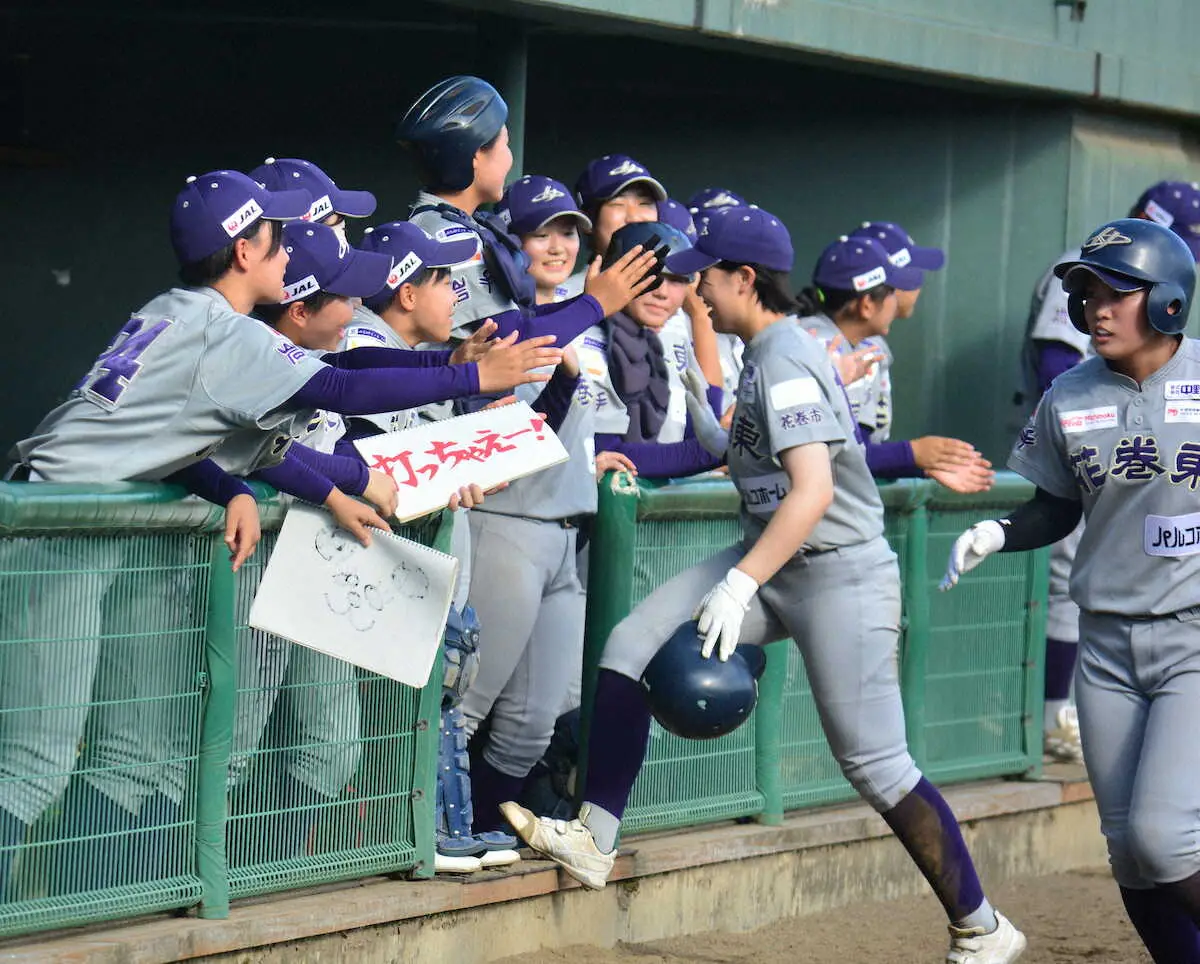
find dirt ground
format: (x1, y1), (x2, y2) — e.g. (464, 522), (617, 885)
(497, 868), (1150, 964)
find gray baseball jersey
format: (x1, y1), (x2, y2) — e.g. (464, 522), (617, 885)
(338, 304), (421, 434)
(1009, 339), (1200, 615)
(408, 191), (518, 339)
(799, 313), (892, 439)
(13, 287), (326, 482)
(731, 318), (884, 552)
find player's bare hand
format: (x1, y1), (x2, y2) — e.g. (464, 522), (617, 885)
(910, 435), (978, 472)
(481, 394), (518, 410)
(363, 469), (399, 519)
(927, 456), (995, 494)
(476, 332), (562, 392)
(561, 345), (580, 378)
(448, 483), (486, 511)
(720, 403), (737, 431)
(584, 246), (660, 316)
(451, 320), (498, 365)
(683, 279), (714, 327)
(595, 450), (637, 480)
(822, 333), (882, 387)
(326, 489), (389, 547)
(224, 493), (261, 573)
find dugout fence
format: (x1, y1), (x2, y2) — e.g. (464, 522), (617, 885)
(0, 473), (1044, 938)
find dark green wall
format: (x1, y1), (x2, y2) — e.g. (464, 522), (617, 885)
(3, 6), (1200, 465)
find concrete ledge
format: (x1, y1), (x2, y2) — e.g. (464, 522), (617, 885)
(1, 767), (1102, 964)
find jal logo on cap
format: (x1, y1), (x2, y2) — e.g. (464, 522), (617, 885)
(531, 184), (566, 203)
(387, 251), (423, 288)
(889, 247), (912, 267)
(306, 194), (334, 222)
(1083, 226), (1133, 251)
(282, 274), (319, 303)
(223, 198), (264, 237)
(608, 159), (645, 177)
(852, 266), (887, 292)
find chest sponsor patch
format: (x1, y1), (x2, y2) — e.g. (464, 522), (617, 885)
(769, 376), (821, 411)
(346, 326), (387, 346)
(1059, 406), (1118, 434)
(1165, 402), (1200, 423)
(435, 226), (475, 242)
(1145, 511), (1200, 557)
(1165, 381), (1200, 400)
(740, 471), (790, 516)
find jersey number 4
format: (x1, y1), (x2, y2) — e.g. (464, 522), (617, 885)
(77, 316), (172, 410)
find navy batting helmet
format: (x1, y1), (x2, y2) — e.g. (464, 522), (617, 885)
(603, 221), (693, 294)
(1055, 218), (1196, 336)
(396, 76), (508, 193)
(640, 621), (763, 740)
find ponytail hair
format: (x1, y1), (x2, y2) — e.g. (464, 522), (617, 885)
(795, 283), (893, 318)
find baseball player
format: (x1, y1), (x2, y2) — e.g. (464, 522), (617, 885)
(797, 235), (993, 494)
(943, 217), (1200, 963)
(1022, 182), (1200, 764)
(501, 206), (1025, 964)
(249, 156), (377, 242)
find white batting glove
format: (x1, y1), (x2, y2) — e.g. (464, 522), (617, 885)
(693, 567), (759, 661)
(681, 367), (729, 457)
(939, 520), (1006, 591)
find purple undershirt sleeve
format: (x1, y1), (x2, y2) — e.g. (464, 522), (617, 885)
(864, 438), (921, 478)
(163, 458), (253, 507)
(594, 432), (723, 479)
(488, 295), (605, 345)
(285, 443), (369, 496)
(321, 347), (454, 369)
(287, 364), (480, 415)
(250, 447), (335, 505)
(1035, 341), (1085, 396)
(529, 366), (580, 432)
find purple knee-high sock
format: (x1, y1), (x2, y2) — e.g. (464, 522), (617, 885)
(471, 755), (526, 833)
(581, 669), (653, 820)
(1044, 637), (1078, 701)
(882, 777), (987, 923)
(1121, 886), (1200, 963)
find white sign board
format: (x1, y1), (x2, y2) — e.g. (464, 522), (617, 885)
(354, 401), (569, 522)
(248, 504), (458, 688)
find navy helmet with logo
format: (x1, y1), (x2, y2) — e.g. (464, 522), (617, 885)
(604, 221), (693, 293)
(397, 76), (508, 192)
(640, 621), (765, 740)
(1055, 218), (1196, 335)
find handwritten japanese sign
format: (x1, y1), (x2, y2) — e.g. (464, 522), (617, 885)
(353, 402), (570, 522)
(248, 504), (458, 687)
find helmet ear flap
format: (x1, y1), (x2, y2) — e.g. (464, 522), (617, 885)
(1148, 281), (1189, 335)
(1067, 292), (1089, 334)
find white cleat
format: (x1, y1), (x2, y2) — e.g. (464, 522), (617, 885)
(499, 801), (615, 890)
(947, 910), (1027, 963)
(1044, 705), (1084, 764)
(434, 852), (482, 874)
(479, 848), (521, 869)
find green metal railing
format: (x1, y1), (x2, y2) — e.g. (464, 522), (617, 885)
(0, 483), (445, 937)
(581, 473), (1047, 835)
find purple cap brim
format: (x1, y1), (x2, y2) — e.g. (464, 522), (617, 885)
(261, 189), (314, 221)
(426, 234), (479, 268)
(886, 262), (926, 292)
(1059, 263), (1146, 295)
(909, 244), (945, 271)
(332, 188), (378, 219)
(323, 248), (394, 298)
(665, 246), (720, 275)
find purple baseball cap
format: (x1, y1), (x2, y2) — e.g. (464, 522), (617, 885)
(574, 154), (667, 208)
(813, 236), (924, 294)
(686, 187), (746, 215)
(170, 170), (311, 265)
(657, 198), (697, 241)
(250, 157), (377, 223)
(849, 221), (945, 272)
(665, 206), (794, 275)
(498, 175), (593, 237)
(360, 221), (478, 302)
(1134, 181), (1200, 258)
(279, 222), (392, 303)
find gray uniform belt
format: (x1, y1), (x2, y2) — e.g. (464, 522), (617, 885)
(476, 509), (590, 530)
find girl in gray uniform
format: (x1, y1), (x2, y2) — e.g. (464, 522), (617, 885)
(503, 206), (1026, 964)
(945, 218), (1200, 964)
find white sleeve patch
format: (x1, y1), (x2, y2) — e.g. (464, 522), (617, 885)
(769, 377), (821, 411)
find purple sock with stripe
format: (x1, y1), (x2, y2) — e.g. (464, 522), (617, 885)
(1121, 886), (1200, 963)
(1044, 637), (1078, 701)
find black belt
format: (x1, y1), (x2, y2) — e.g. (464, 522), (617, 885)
(478, 510), (590, 530)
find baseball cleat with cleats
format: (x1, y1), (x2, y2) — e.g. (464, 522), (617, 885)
(946, 910), (1027, 963)
(500, 801), (615, 890)
(1044, 705), (1084, 764)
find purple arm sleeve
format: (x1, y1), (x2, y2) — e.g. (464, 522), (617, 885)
(1036, 341), (1084, 396)
(322, 347), (454, 369)
(707, 384), (724, 418)
(164, 458), (253, 507)
(864, 438), (921, 479)
(489, 296), (605, 344)
(594, 433), (723, 479)
(287, 364), (479, 415)
(250, 447), (335, 505)
(285, 443), (369, 496)
(529, 366), (580, 433)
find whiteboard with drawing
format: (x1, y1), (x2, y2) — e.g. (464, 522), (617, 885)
(248, 504), (458, 687)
